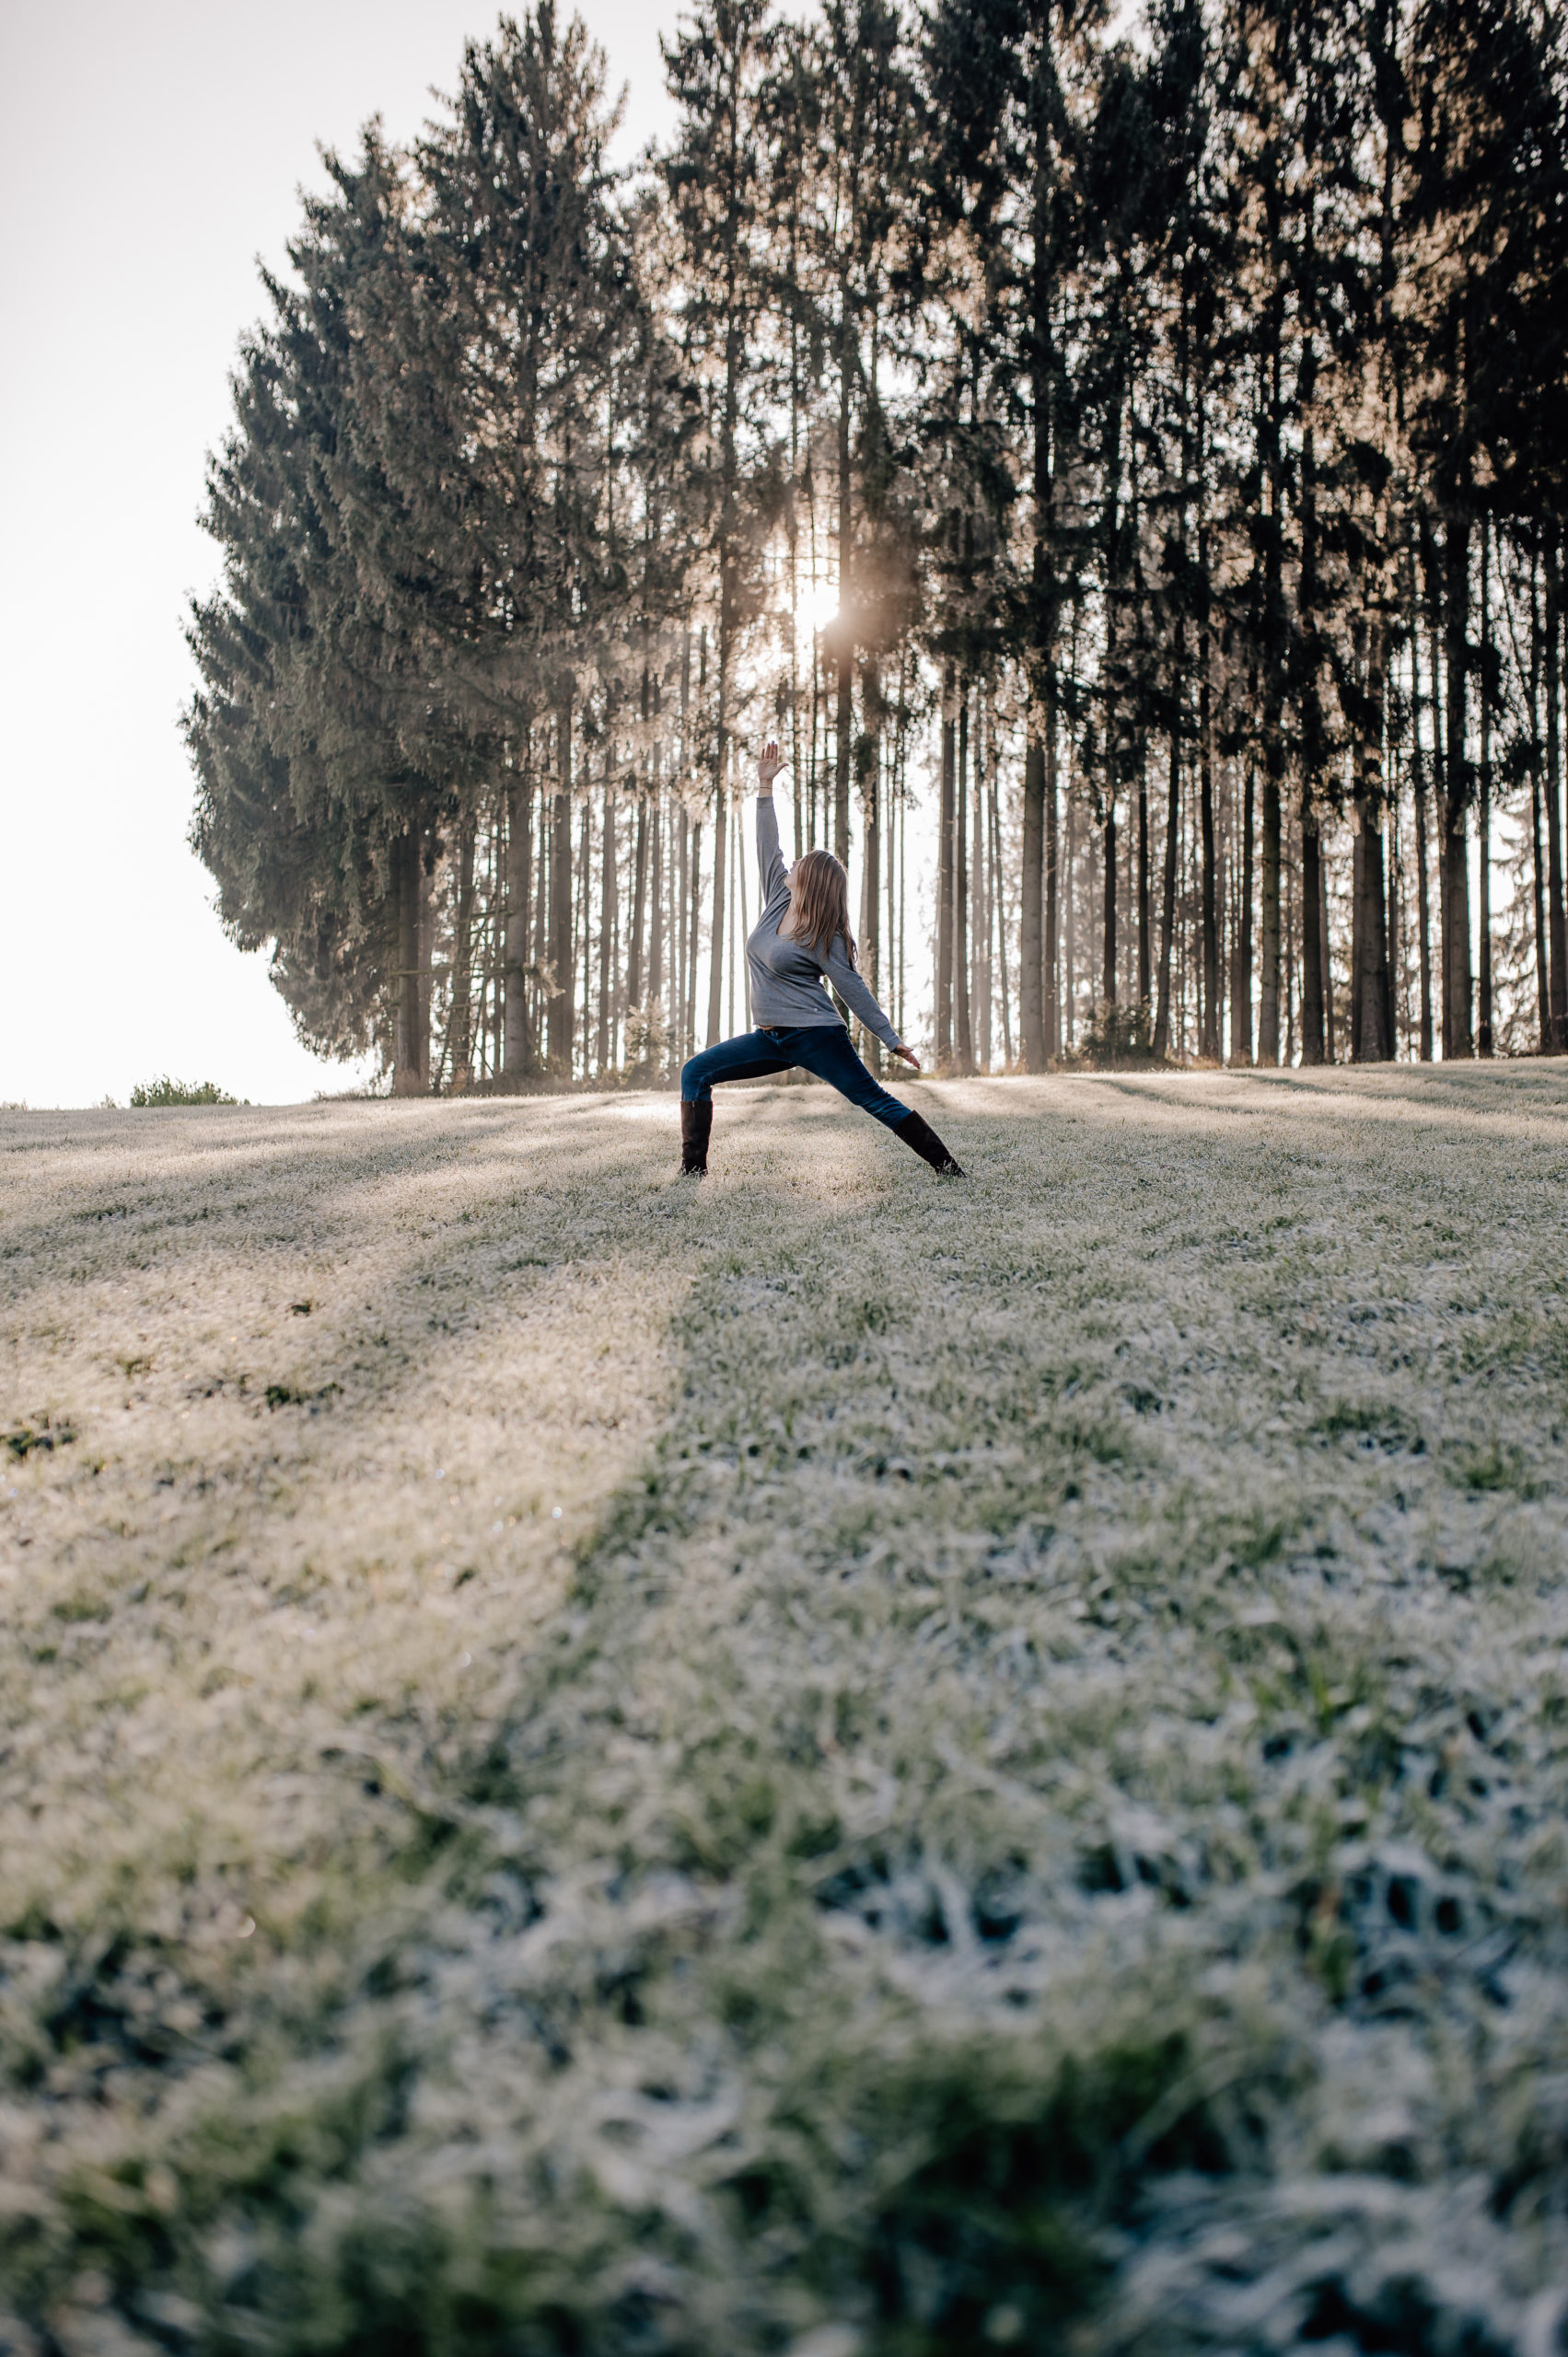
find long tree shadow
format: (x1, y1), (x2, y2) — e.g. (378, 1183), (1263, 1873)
(9, 1082), (1568, 2351)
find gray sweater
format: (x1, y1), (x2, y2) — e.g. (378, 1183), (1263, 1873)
(746, 798), (901, 1051)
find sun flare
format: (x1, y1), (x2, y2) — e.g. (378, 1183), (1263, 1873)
(802, 578), (841, 636)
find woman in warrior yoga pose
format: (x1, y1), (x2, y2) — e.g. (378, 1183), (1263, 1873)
(679, 743), (965, 1178)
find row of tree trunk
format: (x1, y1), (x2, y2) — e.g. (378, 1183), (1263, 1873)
(389, 522), (1568, 1089)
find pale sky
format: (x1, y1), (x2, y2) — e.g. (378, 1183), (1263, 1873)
(0, 0), (682, 1109)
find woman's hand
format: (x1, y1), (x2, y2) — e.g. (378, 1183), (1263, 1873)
(893, 1043), (920, 1070)
(758, 740), (783, 795)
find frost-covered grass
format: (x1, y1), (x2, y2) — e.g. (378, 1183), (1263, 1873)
(3, 1069), (1568, 2355)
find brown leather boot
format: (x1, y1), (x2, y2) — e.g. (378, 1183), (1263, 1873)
(896, 1109), (964, 1176)
(680, 1099), (713, 1176)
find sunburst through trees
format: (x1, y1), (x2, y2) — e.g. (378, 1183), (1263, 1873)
(186, 0), (1568, 1088)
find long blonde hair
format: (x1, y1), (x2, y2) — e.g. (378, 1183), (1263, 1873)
(791, 848), (857, 968)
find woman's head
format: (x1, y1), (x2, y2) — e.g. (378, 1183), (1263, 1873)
(789, 848), (857, 967)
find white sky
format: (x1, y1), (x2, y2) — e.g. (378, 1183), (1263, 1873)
(0, 0), (682, 1109)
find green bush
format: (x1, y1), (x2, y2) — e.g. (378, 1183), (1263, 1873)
(1064, 1001), (1160, 1068)
(128, 1076), (240, 1106)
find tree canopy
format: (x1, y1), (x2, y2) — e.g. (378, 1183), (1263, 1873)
(188, 0), (1568, 1087)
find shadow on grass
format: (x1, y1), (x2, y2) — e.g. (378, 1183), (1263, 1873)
(9, 1085), (1568, 2351)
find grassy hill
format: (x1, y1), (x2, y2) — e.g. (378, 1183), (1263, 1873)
(4, 1070), (1567, 2353)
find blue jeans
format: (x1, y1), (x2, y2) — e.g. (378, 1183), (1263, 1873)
(681, 1026), (913, 1132)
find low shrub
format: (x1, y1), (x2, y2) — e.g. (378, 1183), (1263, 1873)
(128, 1076), (241, 1106)
(1059, 1001), (1164, 1069)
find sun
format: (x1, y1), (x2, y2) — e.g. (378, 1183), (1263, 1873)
(802, 578), (841, 636)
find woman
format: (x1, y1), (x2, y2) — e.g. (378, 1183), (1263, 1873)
(679, 743), (965, 1178)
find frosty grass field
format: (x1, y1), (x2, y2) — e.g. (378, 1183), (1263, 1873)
(4, 1067), (1568, 2355)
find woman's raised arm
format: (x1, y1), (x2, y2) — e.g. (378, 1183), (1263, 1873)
(755, 740), (788, 902)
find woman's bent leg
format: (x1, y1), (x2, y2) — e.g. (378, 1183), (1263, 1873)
(680, 1032), (792, 1102)
(678, 1033), (792, 1176)
(679, 1100), (713, 1176)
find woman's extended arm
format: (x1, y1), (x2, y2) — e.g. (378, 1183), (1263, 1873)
(755, 740), (788, 902)
(821, 940), (905, 1054)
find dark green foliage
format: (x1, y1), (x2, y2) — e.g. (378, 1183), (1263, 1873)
(186, 6), (668, 1086)
(128, 1077), (238, 1105)
(1066, 1000), (1158, 1067)
(5, 1415), (75, 1460)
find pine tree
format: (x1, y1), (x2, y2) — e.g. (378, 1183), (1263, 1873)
(926, 0), (1105, 1070)
(660, 0), (778, 1050)
(187, 134), (453, 1089)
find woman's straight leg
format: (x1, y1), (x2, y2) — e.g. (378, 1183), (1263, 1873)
(788, 1028), (913, 1131)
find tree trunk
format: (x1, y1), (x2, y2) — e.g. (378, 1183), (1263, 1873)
(1257, 309), (1286, 1064)
(416, 834), (432, 1091)
(861, 658), (882, 1026)
(736, 755), (751, 1031)
(548, 702), (574, 1074)
(597, 784), (615, 1075)
(1388, 785), (1403, 1059)
(1441, 518), (1473, 1059)
(1365, 614), (1395, 1059)
(1546, 543), (1567, 1051)
(578, 800), (593, 1077)
(1102, 802), (1118, 1014)
(1282, 816), (1295, 1061)
(1152, 694), (1180, 1058)
(973, 710), (989, 1068)
(1405, 590), (1430, 1062)
(1297, 368), (1325, 1069)
(1043, 697), (1059, 1059)
(834, 319), (854, 867)
(1353, 767), (1393, 1066)
(1413, 765), (1434, 1062)
(629, 791), (649, 1012)
(1259, 742), (1283, 1062)
(533, 738), (550, 1060)
(393, 822), (424, 1096)
(1319, 842), (1335, 1062)
(1364, 810), (1392, 1061)
(834, 644), (853, 870)
(993, 775), (1013, 1066)
(1028, 91), (1058, 1069)
(450, 815), (476, 1091)
(1020, 734), (1045, 1069)
(1478, 533), (1493, 1058)
(689, 821), (703, 1058)
(726, 781), (738, 1035)
(705, 763), (727, 1051)
(504, 772), (532, 1082)
(1532, 774), (1551, 1051)
(1350, 808), (1365, 1059)
(1199, 609), (1219, 1060)
(648, 801), (665, 1004)
(937, 668), (956, 1064)
(1100, 374), (1122, 1030)
(1425, 545), (1448, 1044)
(491, 806), (505, 1080)
(1137, 754), (1152, 1020)
(1064, 787), (1077, 1051)
(955, 690), (973, 1072)
(1299, 806), (1325, 1065)
(675, 810), (689, 1062)
(1232, 746), (1255, 1064)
